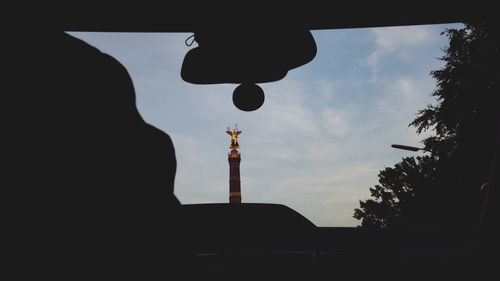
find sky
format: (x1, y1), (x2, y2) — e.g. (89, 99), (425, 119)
(70, 23), (463, 226)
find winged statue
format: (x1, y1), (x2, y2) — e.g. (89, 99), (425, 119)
(226, 124), (242, 150)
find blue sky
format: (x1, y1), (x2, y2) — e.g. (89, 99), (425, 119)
(70, 23), (462, 226)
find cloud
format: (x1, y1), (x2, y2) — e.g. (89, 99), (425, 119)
(365, 25), (437, 82)
(321, 108), (349, 137)
(373, 25), (434, 52)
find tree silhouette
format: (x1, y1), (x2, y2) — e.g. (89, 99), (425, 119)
(354, 21), (500, 229)
(354, 156), (438, 228)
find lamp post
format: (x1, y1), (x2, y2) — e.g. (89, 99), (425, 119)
(391, 144), (429, 152)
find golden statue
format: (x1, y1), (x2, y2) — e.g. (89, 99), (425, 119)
(226, 124), (242, 150)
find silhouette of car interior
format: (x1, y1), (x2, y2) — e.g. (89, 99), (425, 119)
(15, 4), (498, 280)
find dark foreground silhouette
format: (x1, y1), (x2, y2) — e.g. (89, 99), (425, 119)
(7, 31), (183, 279)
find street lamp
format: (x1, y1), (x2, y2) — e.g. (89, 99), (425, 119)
(391, 144), (428, 152)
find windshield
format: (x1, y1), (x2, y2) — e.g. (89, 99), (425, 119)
(70, 23), (464, 227)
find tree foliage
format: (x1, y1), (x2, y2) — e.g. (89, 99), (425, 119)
(354, 21), (499, 229)
(354, 156), (437, 228)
